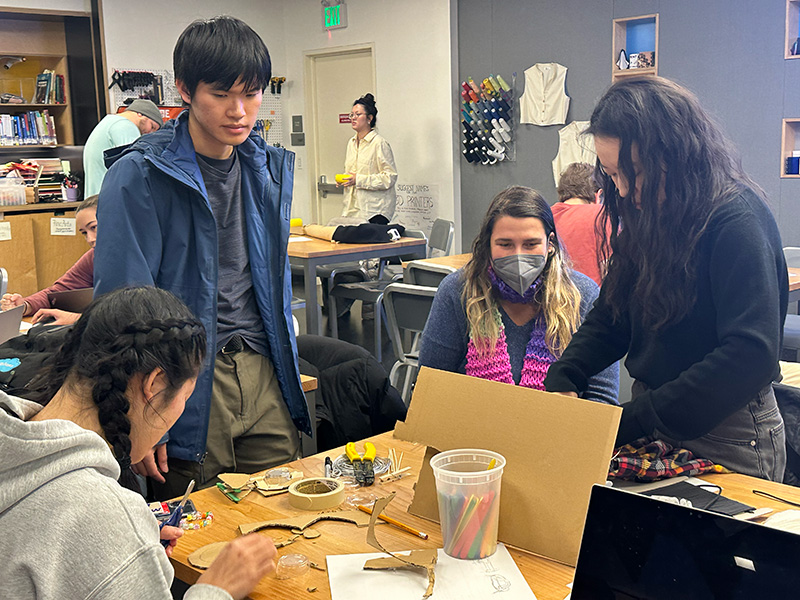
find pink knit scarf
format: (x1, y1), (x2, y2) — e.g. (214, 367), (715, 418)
(465, 309), (556, 390)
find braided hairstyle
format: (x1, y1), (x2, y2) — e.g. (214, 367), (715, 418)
(29, 287), (206, 477)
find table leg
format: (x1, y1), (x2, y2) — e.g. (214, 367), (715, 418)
(303, 261), (323, 336)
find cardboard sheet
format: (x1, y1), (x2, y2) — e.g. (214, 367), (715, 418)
(394, 367), (621, 566)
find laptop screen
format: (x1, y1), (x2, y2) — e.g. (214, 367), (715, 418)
(46, 287), (94, 313)
(571, 485), (800, 599)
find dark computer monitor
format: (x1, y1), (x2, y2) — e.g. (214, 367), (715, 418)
(571, 484), (800, 599)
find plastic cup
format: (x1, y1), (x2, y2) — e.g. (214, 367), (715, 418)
(430, 448), (505, 559)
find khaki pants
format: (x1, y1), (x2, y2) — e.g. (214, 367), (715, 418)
(152, 344), (300, 499)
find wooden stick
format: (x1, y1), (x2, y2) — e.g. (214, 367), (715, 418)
(357, 504), (429, 540)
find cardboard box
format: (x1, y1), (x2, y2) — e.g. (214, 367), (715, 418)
(394, 367), (621, 566)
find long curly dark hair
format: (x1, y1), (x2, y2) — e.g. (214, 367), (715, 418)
(28, 287), (206, 489)
(588, 77), (764, 330)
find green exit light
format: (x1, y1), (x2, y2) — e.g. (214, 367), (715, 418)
(325, 6), (340, 27)
(322, 3), (347, 31)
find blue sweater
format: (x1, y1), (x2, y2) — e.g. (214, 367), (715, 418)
(419, 270), (619, 405)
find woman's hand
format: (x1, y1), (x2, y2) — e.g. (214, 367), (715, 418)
(196, 534), (278, 600)
(341, 173), (356, 187)
(160, 525), (183, 558)
(1, 293), (23, 311)
(30, 308), (79, 325)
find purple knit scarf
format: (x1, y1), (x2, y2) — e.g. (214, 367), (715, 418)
(465, 307), (556, 390)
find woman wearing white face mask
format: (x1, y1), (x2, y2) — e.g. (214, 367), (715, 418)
(419, 186), (618, 404)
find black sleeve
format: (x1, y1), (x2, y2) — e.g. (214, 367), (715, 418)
(544, 285), (631, 397)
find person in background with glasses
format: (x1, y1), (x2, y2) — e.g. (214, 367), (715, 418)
(545, 77), (787, 481)
(338, 93), (398, 221)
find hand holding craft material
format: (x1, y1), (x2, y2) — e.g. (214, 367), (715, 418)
(160, 479), (195, 547)
(335, 173), (353, 184)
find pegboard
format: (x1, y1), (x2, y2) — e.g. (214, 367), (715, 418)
(110, 68), (284, 147)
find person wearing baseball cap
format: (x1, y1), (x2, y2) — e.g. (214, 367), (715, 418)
(83, 98), (164, 196)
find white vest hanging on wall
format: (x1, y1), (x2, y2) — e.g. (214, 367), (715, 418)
(552, 121), (597, 186)
(520, 62), (570, 126)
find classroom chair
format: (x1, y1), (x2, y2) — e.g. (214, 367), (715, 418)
(381, 283), (439, 405)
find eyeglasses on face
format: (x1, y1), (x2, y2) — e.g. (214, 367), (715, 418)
(349, 112), (366, 119)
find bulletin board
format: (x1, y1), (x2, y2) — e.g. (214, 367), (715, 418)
(110, 67), (284, 147)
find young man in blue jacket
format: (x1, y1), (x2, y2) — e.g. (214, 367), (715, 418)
(94, 16), (310, 497)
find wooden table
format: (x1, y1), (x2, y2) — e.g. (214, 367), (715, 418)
(404, 252), (471, 272)
(169, 431), (800, 599)
(299, 375), (318, 456)
(789, 266), (800, 311)
(288, 236), (426, 335)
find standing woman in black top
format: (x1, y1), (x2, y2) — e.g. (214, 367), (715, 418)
(544, 77), (788, 481)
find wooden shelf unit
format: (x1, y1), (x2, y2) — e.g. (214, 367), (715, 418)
(0, 7), (104, 150)
(612, 14), (659, 82)
(787, 0), (800, 59)
(781, 119), (800, 178)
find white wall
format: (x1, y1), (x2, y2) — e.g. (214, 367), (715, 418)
(1, 0), (87, 11)
(101, 0), (286, 81)
(99, 0), (458, 239)
(281, 0), (458, 232)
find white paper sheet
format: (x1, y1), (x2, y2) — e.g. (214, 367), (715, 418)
(327, 543), (537, 600)
(288, 236), (314, 242)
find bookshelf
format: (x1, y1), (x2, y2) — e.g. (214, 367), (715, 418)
(0, 7), (105, 297)
(0, 7), (104, 150)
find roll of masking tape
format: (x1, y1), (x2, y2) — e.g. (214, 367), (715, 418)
(288, 477), (345, 511)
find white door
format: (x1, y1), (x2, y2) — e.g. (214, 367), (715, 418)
(305, 46), (375, 225)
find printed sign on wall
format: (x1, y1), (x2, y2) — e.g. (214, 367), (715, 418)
(50, 217), (76, 236)
(394, 183), (439, 235)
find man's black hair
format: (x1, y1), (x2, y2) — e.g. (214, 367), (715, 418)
(173, 15), (271, 96)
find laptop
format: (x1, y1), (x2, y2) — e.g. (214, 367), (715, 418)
(46, 287), (94, 313)
(0, 304), (24, 344)
(571, 485), (800, 599)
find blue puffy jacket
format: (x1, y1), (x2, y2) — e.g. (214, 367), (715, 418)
(94, 111), (311, 463)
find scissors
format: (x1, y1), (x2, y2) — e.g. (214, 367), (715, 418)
(159, 479), (195, 547)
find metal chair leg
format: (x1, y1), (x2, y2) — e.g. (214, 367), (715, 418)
(329, 295), (339, 339)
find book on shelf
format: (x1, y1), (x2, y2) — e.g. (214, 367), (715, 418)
(33, 70), (52, 104)
(0, 110), (57, 146)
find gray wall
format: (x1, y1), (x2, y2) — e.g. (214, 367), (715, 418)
(457, 0), (799, 248)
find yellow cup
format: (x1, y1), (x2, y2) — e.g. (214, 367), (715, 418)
(290, 218), (303, 227)
(335, 173), (353, 184)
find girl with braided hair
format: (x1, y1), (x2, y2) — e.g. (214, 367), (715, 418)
(0, 286), (278, 599)
(419, 185), (618, 404)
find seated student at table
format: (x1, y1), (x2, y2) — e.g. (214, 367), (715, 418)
(0, 286), (277, 599)
(0, 194), (98, 325)
(419, 186), (618, 404)
(545, 77), (787, 481)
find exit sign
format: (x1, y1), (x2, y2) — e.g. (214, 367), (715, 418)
(323, 3), (347, 31)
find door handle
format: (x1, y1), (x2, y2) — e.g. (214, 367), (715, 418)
(317, 175), (343, 198)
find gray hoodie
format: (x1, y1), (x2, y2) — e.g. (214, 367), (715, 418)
(0, 391), (231, 600)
